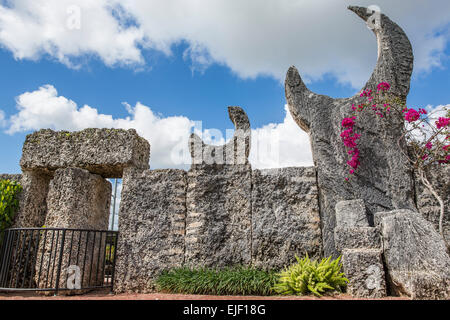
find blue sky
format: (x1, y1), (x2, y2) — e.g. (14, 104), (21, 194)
(0, 0), (449, 174)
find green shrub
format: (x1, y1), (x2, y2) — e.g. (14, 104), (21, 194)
(0, 179), (23, 232)
(156, 266), (277, 296)
(273, 254), (348, 297)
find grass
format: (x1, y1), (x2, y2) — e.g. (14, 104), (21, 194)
(156, 266), (277, 296)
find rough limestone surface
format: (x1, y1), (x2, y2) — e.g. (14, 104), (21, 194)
(45, 167), (111, 229)
(35, 167), (111, 293)
(377, 209), (450, 299)
(251, 167), (322, 269)
(334, 227), (381, 252)
(335, 199), (369, 228)
(342, 249), (387, 298)
(20, 128), (150, 178)
(114, 168), (187, 293)
(185, 164), (252, 267)
(12, 171), (51, 228)
(285, 6), (416, 257)
(415, 165), (450, 244)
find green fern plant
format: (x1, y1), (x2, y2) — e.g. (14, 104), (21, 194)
(273, 254), (348, 297)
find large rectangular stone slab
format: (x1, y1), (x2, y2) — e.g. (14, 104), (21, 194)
(45, 168), (111, 229)
(334, 227), (381, 252)
(185, 164), (252, 268)
(342, 249), (387, 298)
(378, 209), (450, 299)
(335, 199), (369, 228)
(20, 128), (150, 178)
(251, 167), (322, 269)
(114, 168), (187, 293)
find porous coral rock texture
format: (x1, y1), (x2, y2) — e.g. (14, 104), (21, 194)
(251, 167), (322, 269)
(20, 128), (150, 178)
(114, 168), (187, 293)
(376, 209), (450, 299)
(185, 164), (252, 268)
(342, 249), (387, 298)
(12, 171), (51, 228)
(45, 167), (111, 229)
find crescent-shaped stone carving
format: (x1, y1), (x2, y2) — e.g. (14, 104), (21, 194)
(189, 106), (251, 165)
(285, 6), (416, 257)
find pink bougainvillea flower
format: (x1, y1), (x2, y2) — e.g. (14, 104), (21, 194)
(418, 108), (427, 115)
(443, 145), (450, 151)
(349, 169), (355, 174)
(404, 109), (420, 123)
(347, 158), (360, 169)
(377, 82), (390, 91)
(425, 142), (432, 150)
(436, 117), (450, 129)
(422, 154), (428, 160)
(341, 118), (356, 128)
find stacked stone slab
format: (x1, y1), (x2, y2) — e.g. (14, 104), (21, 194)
(114, 168), (187, 293)
(251, 167), (322, 269)
(185, 164), (252, 267)
(334, 199), (386, 298)
(20, 128), (150, 178)
(375, 209), (450, 299)
(285, 6), (417, 258)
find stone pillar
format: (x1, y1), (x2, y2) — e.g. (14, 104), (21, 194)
(114, 168), (187, 293)
(251, 167), (322, 269)
(185, 164), (252, 268)
(334, 199), (387, 298)
(12, 171), (51, 228)
(44, 168), (111, 229)
(35, 167), (111, 292)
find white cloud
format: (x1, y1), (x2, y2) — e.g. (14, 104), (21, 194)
(0, 0), (144, 68)
(6, 84), (195, 169)
(3, 84), (314, 169)
(426, 104), (450, 120)
(1, 1), (449, 87)
(250, 105), (313, 169)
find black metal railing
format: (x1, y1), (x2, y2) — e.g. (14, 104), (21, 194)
(0, 228), (118, 294)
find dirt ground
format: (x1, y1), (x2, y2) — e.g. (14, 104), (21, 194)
(0, 290), (408, 300)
